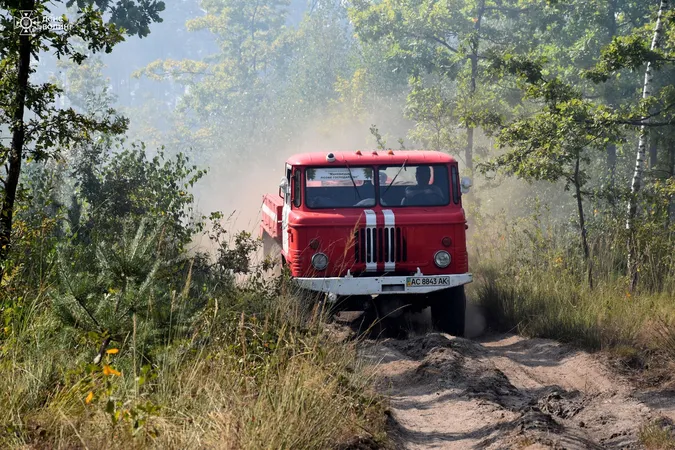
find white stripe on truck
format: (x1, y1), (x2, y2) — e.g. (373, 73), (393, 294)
(382, 209), (395, 272)
(262, 203), (278, 222)
(364, 210), (377, 272)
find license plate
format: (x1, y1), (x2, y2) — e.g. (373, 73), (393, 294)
(406, 276), (451, 287)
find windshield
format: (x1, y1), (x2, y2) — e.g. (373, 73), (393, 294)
(304, 164), (451, 208)
(305, 167), (376, 208)
(379, 165), (450, 207)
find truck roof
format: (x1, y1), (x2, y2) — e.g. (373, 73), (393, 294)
(286, 150), (457, 167)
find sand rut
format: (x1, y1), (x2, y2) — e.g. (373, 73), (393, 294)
(362, 333), (664, 449)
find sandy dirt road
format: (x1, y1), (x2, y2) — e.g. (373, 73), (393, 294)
(359, 332), (675, 449)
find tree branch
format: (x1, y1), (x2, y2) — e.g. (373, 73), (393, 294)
(483, 6), (533, 13)
(427, 35), (459, 54)
(614, 120), (675, 127)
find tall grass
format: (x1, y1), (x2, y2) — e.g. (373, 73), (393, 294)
(468, 205), (675, 362)
(0, 277), (387, 449)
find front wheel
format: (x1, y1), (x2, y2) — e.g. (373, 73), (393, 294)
(429, 286), (466, 337)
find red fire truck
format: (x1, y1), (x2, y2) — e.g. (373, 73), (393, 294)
(260, 150), (472, 336)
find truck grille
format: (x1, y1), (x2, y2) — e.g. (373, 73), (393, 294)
(354, 227), (407, 266)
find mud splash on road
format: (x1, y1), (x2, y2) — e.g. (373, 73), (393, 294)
(361, 333), (666, 449)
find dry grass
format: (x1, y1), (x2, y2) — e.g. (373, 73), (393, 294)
(0, 289), (389, 449)
(468, 208), (675, 363)
(640, 418), (675, 450)
(471, 272), (675, 352)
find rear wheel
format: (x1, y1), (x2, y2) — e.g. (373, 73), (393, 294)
(429, 286), (466, 337)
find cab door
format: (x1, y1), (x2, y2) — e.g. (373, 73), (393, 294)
(281, 164), (292, 253)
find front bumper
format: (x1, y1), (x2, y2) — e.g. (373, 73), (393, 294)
(294, 271), (473, 296)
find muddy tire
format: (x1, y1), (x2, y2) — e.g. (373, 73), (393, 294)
(357, 297), (410, 339)
(429, 286), (466, 337)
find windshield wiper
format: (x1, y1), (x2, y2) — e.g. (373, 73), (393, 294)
(343, 162), (362, 201)
(382, 158), (408, 198)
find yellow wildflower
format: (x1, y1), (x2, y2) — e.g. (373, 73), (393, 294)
(103, 365), (121, 376)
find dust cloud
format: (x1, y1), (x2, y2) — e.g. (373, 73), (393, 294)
(189, 105), (409, 253)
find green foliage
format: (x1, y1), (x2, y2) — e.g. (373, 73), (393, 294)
(0, 0), (166, 280)
(348, 0), (545, 165)
(369, 124), (387, 150)
(71, 144), (207, 252)
(3, 0), (675, 446)
(586, 34), (660, 83)
(405, 75), (462, 152)
(54, 219), (176, 348)
(65, 0), (166, 38)
(135, 0), (293, 161)
(1, 239), (384, 449)
(481, 94), (618, 185)
(639, 418), (675, 450)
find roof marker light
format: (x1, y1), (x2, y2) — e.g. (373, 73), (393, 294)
(388, 150), (394, 155)
(326, 152), (336, 162)
(355, 150), (362, 155)
(372, 151), (378, 155)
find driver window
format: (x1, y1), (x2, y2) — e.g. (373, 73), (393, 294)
(379, 165), (450, 206)
(284, 166), (292, 204)
(293, 170), (301, 207)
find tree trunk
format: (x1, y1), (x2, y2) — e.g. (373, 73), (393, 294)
(466, 0), (485, 173)
(607, 143), (617, 207)
(574, 157), (593, 289)
(607, 143), (616, 179)
(0, 7), (34, 283)
(669, 145), (675, 226)
(606, 0), (618, 187)
(626, 0), (668, 291)
(649, 138), (658, 169)
(466, 125), (474, 172)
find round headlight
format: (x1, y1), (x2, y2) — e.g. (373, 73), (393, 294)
(311, 252), (329, 270)
(434, 250), (451, 268)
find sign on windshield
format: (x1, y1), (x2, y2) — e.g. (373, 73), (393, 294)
(307, 167), (372, 184)
(305, 167), (375, 208)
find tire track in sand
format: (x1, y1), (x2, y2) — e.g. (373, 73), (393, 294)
(362, 333), (661, 449)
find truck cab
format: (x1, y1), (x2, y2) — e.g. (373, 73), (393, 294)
(261, 150), (472, 336)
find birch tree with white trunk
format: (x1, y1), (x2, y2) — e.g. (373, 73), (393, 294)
(626, 0), (669, 290)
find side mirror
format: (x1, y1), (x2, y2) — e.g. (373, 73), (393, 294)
(460, 176), (472, 194)
(279, 177), (288, 198)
